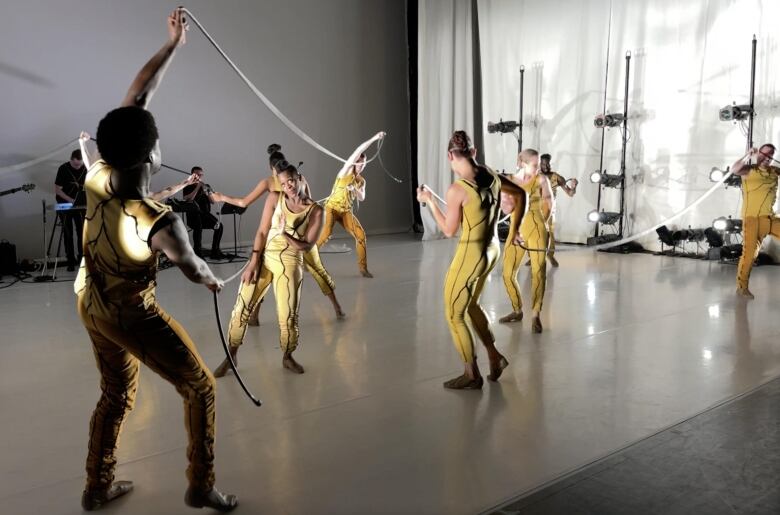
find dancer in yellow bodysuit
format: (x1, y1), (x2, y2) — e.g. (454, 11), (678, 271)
(317, 132), (386, 278)
(499, 149), (554, 333)
(214, 163), (323, 376)
(731, 143), (780, 299)
(417, 130), (520, 389)
(210, 144), (344, 321)
(74, 10), (236, 512)
(537, 153), (577, 267)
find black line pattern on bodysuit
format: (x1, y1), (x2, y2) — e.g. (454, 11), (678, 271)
(447, 179), (495, 323)
(524, 175), (548, 311)
(744, 167), (778, 216)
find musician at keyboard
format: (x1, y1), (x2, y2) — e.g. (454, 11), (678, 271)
(54, 149), (87, 271)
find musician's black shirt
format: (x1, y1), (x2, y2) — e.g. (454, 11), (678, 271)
(183, 183), (211, 214)
(55, 162), (86, 203)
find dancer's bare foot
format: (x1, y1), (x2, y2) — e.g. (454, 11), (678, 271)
(548, 256), (559, 267)
(499, 311), (523, 323)
(283, 353), (305, 374)
(328, 292), (346, 319)
(214, 347), (238, 378)
(185, 486), (238, 512)
(443, 374), (483, 390)
(736, 288), (755, 299)
(82, 481), (134, 511)
(487, 356), (509, 382)
(360, 269), (374, 278)
(531, 316), (543, 333)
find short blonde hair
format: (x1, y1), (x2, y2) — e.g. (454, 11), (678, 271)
(518, 148), (539, 164)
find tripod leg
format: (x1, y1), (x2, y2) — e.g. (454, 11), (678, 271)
(233, 213), (238, 257)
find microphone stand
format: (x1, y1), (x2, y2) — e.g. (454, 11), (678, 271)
(35, 199), (54, 282)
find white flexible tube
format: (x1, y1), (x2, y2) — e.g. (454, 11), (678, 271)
(420, 169), (735, 253)
(0, 138), (79, 174)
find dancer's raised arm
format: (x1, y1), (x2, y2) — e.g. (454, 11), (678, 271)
(732, 149), (755, 176)
(120, 8), (187, 109)
(336, 131), (386, 178)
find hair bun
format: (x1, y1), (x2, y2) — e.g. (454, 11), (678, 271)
(267, 143), (282, 155)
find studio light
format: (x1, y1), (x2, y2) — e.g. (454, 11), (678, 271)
(719, 104), (752, 122)
(709, 167), (741, 187)
(712, 216), (742, 233)
(487, 119), (519, 134)
(593, 113), (625, 128)
(587, 210), (621, 225)
(589, 171), (623, 188)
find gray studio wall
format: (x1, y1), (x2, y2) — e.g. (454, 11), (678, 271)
(0, 0), (412, 260)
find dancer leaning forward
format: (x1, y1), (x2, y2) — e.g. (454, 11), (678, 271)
(215, 161), (324, 376)
(417, 130), (524, 389)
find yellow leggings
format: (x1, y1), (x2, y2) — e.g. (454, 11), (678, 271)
(444, 243), (499, 363)
(304, 245), (336, 295)
(316, 207), (368, 271)
(737, 215), (780, 290)
(503, 215), (548, 313)
(78, 297), (216, 492)
(229, 253), (303, 352)
(247, 246), (333, 321)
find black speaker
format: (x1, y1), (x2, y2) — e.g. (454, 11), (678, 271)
(0, 240), (18, 276)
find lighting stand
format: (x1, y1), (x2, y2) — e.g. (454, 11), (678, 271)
(590, 52), (643, 252)
(518, 65), (524, 152)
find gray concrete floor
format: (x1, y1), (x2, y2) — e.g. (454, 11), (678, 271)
(1, 234), (779, 514)
(490, 375), (780, 515)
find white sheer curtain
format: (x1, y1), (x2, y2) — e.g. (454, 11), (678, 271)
(477, 0), (780, 250)
(417, 0), (477, 239)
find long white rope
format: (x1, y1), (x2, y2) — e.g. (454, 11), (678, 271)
(0, 137), (79, 174)
(181, 8), (353, 164)
(421, 168), (736, 253)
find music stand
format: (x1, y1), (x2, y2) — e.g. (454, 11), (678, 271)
(220, 203), (246, 261)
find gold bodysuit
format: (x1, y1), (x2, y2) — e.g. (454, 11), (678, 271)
(316, 172), (369, 272)
(737, 164), (780, 290)
(229, 193), (317, 352)
(502, 173), (548, 313)
(76, 160), (216, 493)
(444, 169), (501, 363)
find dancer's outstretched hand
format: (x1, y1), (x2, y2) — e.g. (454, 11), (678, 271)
(416, 186), (431, 204)
(206, 278), (224, 293)
(168, 7), (189, 46)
